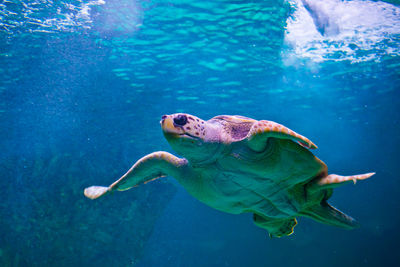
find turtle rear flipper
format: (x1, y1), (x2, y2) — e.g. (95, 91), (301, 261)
(301, 201), (360, 229)
(253, 213), (297, 237)
(311, 172), (375, 190)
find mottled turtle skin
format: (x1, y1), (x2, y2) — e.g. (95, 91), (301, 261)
(85, 114), (374, 237)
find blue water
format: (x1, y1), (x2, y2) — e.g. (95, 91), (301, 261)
(1, 0), (399, 266)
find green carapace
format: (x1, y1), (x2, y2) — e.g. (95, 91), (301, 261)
(84, 114), (374, 237)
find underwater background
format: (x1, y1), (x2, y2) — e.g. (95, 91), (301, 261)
(1, 0), (399, 266)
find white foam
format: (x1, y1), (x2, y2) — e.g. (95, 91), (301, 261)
(0, 0), (106, 34)
(284, 0), (400, 63)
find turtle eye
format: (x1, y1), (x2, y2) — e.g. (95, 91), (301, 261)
(173, 115), (187, 126)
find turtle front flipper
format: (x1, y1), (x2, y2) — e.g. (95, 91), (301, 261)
(246, 120), (317, 152)
(84, 151), (187, 199)
(253, 213), (297, 238)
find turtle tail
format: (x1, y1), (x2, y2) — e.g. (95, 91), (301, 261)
(301, 200), (360, 229)
(84, 186), (110, 199)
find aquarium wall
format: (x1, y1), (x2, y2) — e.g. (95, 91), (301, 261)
(0, 0), (399, 266)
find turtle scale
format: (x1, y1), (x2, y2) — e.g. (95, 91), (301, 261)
(84, 113), (374, 237)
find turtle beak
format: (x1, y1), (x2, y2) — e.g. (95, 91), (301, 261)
(161, 115), (184, 135)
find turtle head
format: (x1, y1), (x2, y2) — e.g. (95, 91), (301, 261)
(161, 113), (222, 164)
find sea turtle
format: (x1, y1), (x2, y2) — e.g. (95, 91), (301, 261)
(84, 113), (374, 237)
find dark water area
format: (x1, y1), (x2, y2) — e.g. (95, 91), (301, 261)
(1, 0), (399, 266)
